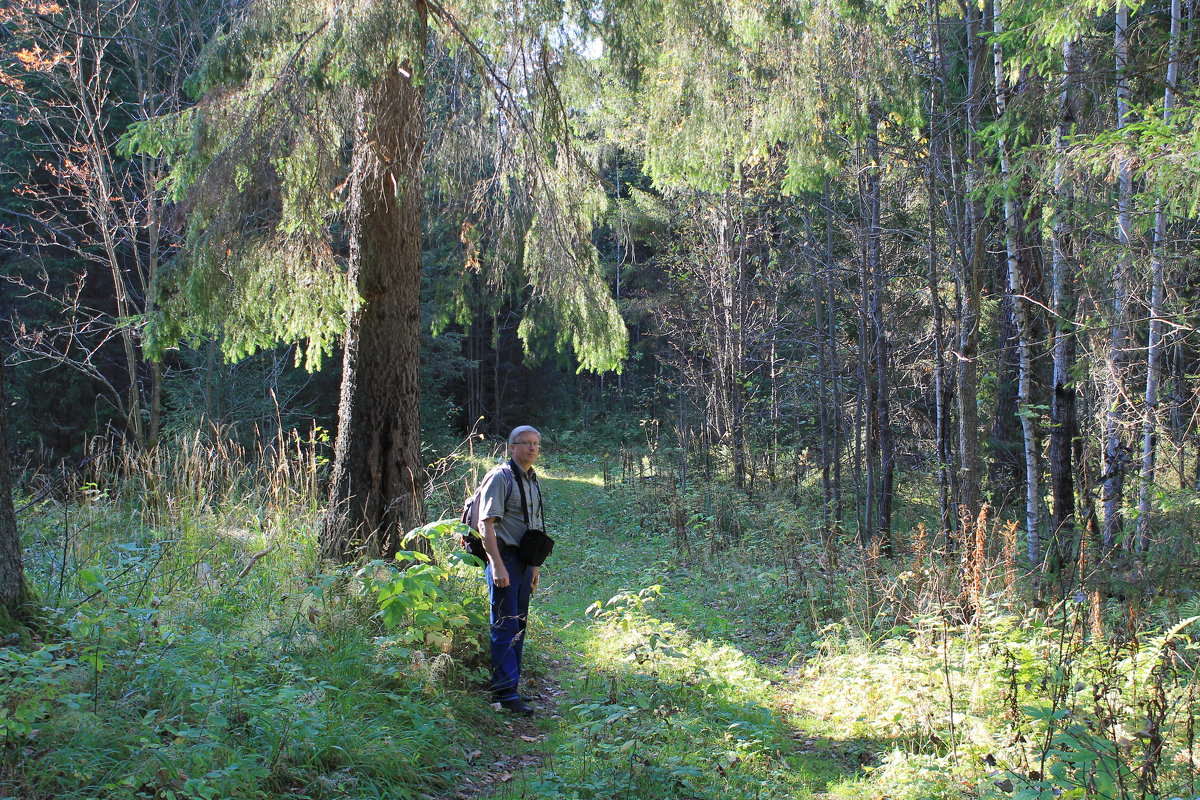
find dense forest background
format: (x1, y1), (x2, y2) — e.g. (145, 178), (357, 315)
(6, 0), (1200, 568)
(4, 0), (1200, 798)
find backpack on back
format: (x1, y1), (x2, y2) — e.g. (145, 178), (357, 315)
(459, 464), (516, 564)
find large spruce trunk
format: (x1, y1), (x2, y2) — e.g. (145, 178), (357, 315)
(321, 51), (427, 562)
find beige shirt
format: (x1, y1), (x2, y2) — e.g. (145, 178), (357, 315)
(477, 462), (543, 547)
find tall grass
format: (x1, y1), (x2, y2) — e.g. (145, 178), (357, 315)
(4, 430), (494, 800)
(603, 441), (1200, 800)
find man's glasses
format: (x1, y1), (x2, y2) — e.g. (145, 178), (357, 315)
(512, 441), (540, 448)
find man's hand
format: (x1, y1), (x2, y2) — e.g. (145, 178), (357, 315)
(531, 566), (540, 594)
(482, 518), (509, 587)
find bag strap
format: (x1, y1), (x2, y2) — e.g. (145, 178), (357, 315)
(506, 459), (544, 528)
(504, 460), (531, 526)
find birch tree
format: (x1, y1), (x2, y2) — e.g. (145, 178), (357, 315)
(992, 0), (1040, 564)
(1137, 0), (1182, 552)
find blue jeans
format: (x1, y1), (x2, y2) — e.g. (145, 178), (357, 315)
(486, 547), (533, 701)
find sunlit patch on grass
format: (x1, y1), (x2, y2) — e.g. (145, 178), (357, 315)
(502, 584), (836, 799)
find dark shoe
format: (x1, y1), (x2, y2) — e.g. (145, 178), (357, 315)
(498, 698), (535, 715)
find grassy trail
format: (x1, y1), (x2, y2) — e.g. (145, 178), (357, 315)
(477, 463), (871, 800)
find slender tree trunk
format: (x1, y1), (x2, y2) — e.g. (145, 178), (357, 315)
(856, 186), (876, 546)
(813, 208), (834, 534)
(1138, 0), (1181, 552)
(0, 347), (26, 617)
(769, 307), (780, 483)
(724, 212), (744, 491)
(993, 0), (1040, 564)
(1049, 35), (1079, 567)
(1171, 343), (1188, 485)
(957, 0), (985, 521)
(138, 150), (164, 447)
(466, 315), (482, 428)
(321, 44), (427, 562)
(825, 184), (844, 532)
(926, 3), (953, 539)
(991, 291), (1022, 501)
(855, 244), (872, 546)
(867, 111), (894, 553)
(727, 196), (749, 491)
(71, 27), (145, 445)
(1104, 0), (1132, 548)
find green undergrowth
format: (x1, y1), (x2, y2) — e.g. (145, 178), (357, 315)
(6, 446), (1200, 800)
(502, 462), (1200, 800)
(3, 474), (504, 799)
(487, 468), (858, 800)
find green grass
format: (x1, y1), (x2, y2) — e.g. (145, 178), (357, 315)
(481, 466), (867, 800)
(6, 447), (1200, 800)
(490, 462), (1200, 800)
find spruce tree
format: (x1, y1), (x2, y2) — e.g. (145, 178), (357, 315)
(129, 0), (626, 560)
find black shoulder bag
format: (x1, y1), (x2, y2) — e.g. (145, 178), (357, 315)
(510, 461), (554, 566)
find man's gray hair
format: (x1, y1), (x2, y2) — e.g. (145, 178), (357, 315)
(508, 425), (541, 444)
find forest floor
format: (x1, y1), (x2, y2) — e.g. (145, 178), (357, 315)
(457, 464), (880, 800)
(20, 453), (1191, 799)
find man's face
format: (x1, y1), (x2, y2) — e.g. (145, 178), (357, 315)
(511, 433), (541, 468)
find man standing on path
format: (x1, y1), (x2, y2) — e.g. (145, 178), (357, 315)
(478, 425), (544, 714)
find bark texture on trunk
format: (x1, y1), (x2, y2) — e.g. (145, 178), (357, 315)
(0, 349), (26, 616)
(990, 291), (1023, 499)
(1104, 0), (1132, 548)
(926, 43), (953, 540)
(861, 111), (893, 552)
(1138, 0), (1181, 552)
(321, 42), (427, 562)
(993, 0), (1040, 564)
(1048, 36), (1077, 566)
(956, 0), (986, 523)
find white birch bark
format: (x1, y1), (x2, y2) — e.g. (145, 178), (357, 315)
(1137, 0), (1181, 551)
(993, 0), (1040, 563)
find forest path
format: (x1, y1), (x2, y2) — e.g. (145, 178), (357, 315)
(472, 460), (872, 800)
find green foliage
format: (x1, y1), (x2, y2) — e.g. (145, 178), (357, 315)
(580, 0), (924, 195)
(989, 614), (1200, 800)
(535, 580), (818, 799)
(121, 0), (630, 377)
(0, 644), (77, 746)
(120, 0), (427, 370)
(521, 216), (629, 374)
(8, 447), (489, 800)
(355, 520), (488, 656)
(1067, 102), (1200, 220)
(10, 435), (1200, 800)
